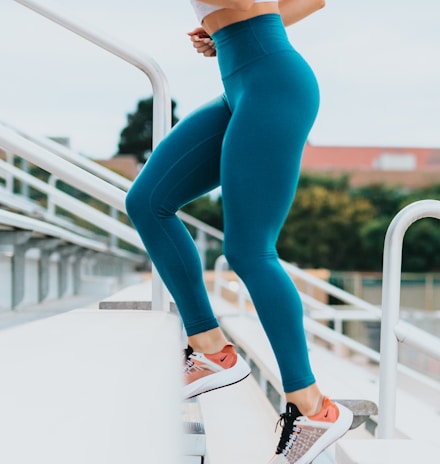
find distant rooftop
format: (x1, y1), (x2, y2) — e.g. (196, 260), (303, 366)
(303, 143), (440, 171)
(301, 143), (440, 188)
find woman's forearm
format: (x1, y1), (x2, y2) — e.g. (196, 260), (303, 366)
(279, 0), (325, 27)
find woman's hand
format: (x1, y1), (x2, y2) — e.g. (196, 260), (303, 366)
(188, 27), (217, 57)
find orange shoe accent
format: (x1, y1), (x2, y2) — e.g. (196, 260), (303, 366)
(204, 344), (237, 369)
(308, 396), (340, 423)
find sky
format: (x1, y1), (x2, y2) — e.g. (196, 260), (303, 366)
(1, 0), (440, 159)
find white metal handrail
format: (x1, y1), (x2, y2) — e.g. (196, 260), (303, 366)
(0, 121), (133, 191)
(0, 157), (143, 250)
(10, 0), (173, 310)
(0, 209), (108, 253)
(0, 125), (127, 213)
(377, 199), (440, 438)
(282, 260), (382, 317)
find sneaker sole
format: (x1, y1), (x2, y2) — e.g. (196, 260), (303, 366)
(184, 354), (251, 399)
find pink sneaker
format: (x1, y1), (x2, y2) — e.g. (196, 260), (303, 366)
(183, 344), (251, 399)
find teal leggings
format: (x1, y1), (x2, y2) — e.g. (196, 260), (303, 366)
(126, 14), (319, 392)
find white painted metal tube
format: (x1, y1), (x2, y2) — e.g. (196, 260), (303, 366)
(0, 125), (126, 212)
(12, 0), (172, 310)
(0, 121), (132, 191)
(377, 199), (440, 439)
(394, 319), (440, 358)
(282, 259), (383, 317)
(0, 159), (143, 250)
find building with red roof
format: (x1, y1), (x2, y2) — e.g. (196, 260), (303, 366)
(301, 143), (440, 188)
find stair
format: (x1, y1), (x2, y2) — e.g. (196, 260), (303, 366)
(336, 438), (439, 463)
(0, 305), (183, 463)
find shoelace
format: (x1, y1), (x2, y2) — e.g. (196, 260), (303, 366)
(183, 346), (195, 374)
(275, 403), (302, 454)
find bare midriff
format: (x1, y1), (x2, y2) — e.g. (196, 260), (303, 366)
(202, 2), (280, 36)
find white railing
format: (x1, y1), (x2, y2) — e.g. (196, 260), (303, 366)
(11, 0), (172, 311)
(0, 152), (142, 249)
(377, 199), (440, 438)
(0, 121), (133, 192)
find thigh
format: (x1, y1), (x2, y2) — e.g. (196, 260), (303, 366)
(221, 52), (319, 246)
(131, 95), (231, 211)
(221, 105), (304, 248)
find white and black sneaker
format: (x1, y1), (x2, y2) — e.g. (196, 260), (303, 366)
(268, 397), (353, 464)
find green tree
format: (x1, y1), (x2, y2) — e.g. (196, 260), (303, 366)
(402, 218), (440, 271)
(116, 96), (179, 163)
(278, 185), (375, 270)
(298, 173), (350, 191)
(348, 184), (406, 271)
(350, 183), (406, 219)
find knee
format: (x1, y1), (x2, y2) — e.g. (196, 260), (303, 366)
(125, 179), (175, 227)
(224, 239), (279, 279)
(125, 182), (158, 226)
(223, 241), (253, 278)
(125, 185), (142, 224)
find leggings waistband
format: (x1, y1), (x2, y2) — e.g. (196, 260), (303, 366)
(212, 14), (294, 78)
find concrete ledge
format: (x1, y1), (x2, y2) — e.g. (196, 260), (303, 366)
(0, 308), (183, 463)
(100, 300), (177, 311)
(98, 280), (203, 460)
(98, 280), (151, 308)
(98, 280), (177, 311)
(336, 439), (440, 463)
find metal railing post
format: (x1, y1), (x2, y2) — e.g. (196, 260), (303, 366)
(47, 175), (57, 217)
(4, 152), (14, 192)
(377, 199), (440, 438)
(12, 0), (172, 311)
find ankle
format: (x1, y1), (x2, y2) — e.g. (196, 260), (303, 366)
(285, 385), (323, 416)
(296, 397), (323, 417)
(187, 328), (230, 354)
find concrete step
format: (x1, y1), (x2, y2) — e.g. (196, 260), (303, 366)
(336, 438), (440, 463)
(0, 307), (183, 463)
(98, 279), (155, 310)
(100, 283), (204, 460)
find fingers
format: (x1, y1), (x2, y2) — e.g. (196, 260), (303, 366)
(190, 35), (217, 57)
(187, 27), (210, 38)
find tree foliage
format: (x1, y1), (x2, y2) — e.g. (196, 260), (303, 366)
(277, 185), (375, 270)
(116, 96), (179, 163)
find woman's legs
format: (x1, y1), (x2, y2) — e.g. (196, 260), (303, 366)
(126, 96), (231, 339)
(126, 96), (253, 399)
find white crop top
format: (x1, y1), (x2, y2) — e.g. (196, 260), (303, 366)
(190, 0), (278, 23)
